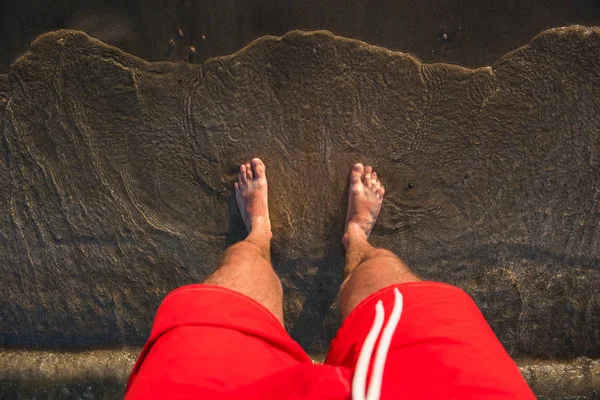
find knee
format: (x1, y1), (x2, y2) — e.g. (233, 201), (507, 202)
(363, 248), (400, 264)
(225, 240), (266, 260)
(348, 250), (412, 281)
(229, 240), (259, 253)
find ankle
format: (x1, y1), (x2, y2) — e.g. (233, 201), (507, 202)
(342, 223), (368, 249)
(248, 224), (273, 242)
(248, 217), (272, 238)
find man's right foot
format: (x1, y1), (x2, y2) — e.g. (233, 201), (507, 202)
(234, 158), (272, 238)
(344, 163), (385, 241)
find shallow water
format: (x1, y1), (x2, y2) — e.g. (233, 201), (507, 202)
(1, 2), (600, 398)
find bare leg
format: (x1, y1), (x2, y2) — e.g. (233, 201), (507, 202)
(204, 158), (284, 324)
(339, 163), (420, 319)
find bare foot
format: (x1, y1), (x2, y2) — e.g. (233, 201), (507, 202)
(234, 158), (272, 237)
(344, 163), (385, 241)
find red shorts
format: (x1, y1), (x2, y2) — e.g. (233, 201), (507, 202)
(125, 282), (534, 399)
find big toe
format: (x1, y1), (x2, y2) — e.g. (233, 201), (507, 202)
(252, 158), (266, 179)
(351, 163), (364, 184)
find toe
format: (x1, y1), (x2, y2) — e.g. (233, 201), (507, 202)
(364, 165), (372, 183)
(375, 180), (381, 190)
(240, 164), (248, 184)
(252, 158), (266, 179)
(371, 172), (378, 187)
(245, 162), (253, 180)
(378, 186), (385, 197)
(351, 163), (364, 183)
(234, 182), (239, 191)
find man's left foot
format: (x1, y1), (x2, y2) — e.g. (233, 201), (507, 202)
(234, 158), (272, 237)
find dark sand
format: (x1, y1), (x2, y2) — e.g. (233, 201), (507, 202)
(1, 0), (600, 72)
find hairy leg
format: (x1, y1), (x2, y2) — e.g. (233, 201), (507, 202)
(339, 163), (419, 319)
(204, 158), (284, 324)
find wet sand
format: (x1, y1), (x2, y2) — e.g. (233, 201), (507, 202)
(1, 2), (600, 398)
(1, 0), (600, 72)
